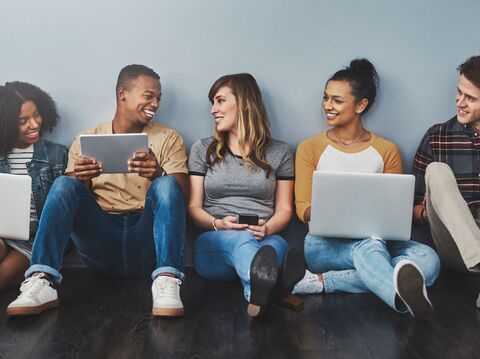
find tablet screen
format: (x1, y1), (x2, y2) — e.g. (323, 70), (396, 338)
(80, 133), (149, 173)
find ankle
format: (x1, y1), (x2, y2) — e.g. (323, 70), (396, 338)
(317, 273), (324, 284)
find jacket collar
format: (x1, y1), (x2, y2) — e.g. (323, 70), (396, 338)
(32, 139), (48, 163)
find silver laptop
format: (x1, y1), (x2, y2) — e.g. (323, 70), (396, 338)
(309, 171), (415, 241)
(0, 173), (31, 241)
(80, 133), (148, 173)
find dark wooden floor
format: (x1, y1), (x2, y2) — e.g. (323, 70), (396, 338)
(0, 267), (479, 359)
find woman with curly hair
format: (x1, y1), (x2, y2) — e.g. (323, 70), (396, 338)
(188, 73), (305, 316)
(0, 82), (68, 290)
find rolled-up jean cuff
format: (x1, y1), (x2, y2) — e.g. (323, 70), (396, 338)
(322, 272), (333, 294)
(151, 266), (185, 282)
(26, 265), (63, 284)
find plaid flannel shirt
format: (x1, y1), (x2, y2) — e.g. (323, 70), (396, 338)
(412, 116), (480, 216)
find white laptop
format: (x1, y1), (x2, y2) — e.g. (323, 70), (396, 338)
(80, 133), (149, 173)
(0, 173), (31, 241)
(309, 171), (415, 241)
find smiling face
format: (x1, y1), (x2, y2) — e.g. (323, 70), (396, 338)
(211, 86), (238, 133)
(456, 74), (480, 131)
(322, 80), (367, 127)
(16, 100), (42, 149)
(119, 75), (161, 128)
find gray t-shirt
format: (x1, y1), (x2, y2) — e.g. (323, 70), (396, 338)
(188, 137), (295, 220)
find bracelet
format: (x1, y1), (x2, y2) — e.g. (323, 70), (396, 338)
(421, 207), (428, 223)
(212, 217), (219, 231)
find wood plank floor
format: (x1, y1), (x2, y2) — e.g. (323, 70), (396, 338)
(0, 267), (479, 359)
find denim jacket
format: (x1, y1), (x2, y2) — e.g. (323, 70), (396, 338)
(0, 139), (68, 232)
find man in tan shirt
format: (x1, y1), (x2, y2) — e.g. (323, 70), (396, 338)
(7, 64), (189, 317)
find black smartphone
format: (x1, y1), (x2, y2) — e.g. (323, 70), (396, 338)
(237, 214), (259, 225)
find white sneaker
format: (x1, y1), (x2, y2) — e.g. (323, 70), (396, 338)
(292, 269), (324, 294)
(393, 260), (432, 318)
(7, 273), (59, 316)
(151, 276), (184, 317)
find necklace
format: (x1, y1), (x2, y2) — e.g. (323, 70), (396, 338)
(331, 129), (366, 146)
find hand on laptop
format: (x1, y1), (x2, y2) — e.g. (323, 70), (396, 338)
(73, 156), (102, 185)
(128, 149), (164, 180)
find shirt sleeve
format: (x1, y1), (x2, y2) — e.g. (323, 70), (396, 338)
(412, 130), (434, 205)
(383, 143), (403, 174)
(158, 131), (188, 175)
(65, 136), (81, 174)
(188, 139), (208, 176)
(294, 140), (318, 223)
(275, 143), (295, 180)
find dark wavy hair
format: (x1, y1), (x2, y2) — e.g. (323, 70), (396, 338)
(328, 58), (379, 114)
(0, 82), (59, 156)
(458, 55), (480, 89)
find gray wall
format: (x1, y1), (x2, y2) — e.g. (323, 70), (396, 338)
(1, 0), (477, 171)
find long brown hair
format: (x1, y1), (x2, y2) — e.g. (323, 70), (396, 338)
(206, 73), (273, 177)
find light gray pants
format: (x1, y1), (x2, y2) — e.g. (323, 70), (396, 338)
(425, 162), (480, 273)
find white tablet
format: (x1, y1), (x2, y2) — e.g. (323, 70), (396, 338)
(80, 133), (149, 173)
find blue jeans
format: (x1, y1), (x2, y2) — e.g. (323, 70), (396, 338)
(194, 230), (288, 301)
(304, 233), (440, 312)
(27, 176), (186, 283)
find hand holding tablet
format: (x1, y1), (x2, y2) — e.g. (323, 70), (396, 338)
(128, 149), (165, 180)
(79, 133), (149, 174)
(73, 156), (103, 184)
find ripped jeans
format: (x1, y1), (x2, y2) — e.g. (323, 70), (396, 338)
(304, 234), (440, 312)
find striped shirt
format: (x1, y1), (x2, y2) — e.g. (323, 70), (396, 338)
(412, 116), (480, 215)
(7, 145), (37, 221)
(4, 145), (36, 258)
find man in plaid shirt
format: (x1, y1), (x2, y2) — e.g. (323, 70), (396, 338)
(412, 56), (480, 284)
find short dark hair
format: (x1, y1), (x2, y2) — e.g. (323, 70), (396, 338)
(0, 82), (59, 156)
(458, 56), (480, 89)
(327, 58), (379, 114)
(116, 64), (160, 92)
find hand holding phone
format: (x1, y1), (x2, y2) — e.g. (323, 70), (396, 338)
(237, 214), (259, 225)
(246, 219), (267, 240)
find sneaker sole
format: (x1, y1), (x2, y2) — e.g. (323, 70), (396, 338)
(6, 299), (60, 316)
(152, 307), (185, 317)
(395, 262), (432, 318)
(249, 246), (278, 316)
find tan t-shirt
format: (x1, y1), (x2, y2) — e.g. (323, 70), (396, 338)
(66, 120), (188, 213)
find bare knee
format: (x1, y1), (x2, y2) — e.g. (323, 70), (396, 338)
(0, 249), (29, 291)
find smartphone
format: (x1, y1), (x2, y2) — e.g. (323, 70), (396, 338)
(237, 214), (259, 225)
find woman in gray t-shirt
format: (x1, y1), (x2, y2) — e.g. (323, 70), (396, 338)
(188, 73), (305, 317)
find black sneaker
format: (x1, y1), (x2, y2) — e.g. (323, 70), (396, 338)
(393, 260), (432, 318)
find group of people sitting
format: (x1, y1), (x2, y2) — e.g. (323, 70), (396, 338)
(0, 55), (479, 320)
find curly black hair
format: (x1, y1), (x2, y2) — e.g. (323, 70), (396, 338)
(0, 82), (59, 156)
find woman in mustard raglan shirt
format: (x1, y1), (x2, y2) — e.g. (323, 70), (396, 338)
(292, 59), (440, 318)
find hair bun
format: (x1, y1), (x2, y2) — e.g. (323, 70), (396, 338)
(349, 58), (378, 84)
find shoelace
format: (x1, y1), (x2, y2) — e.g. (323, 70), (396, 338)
(18, 276), (50, 298)
(154, 278), (181, 298)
